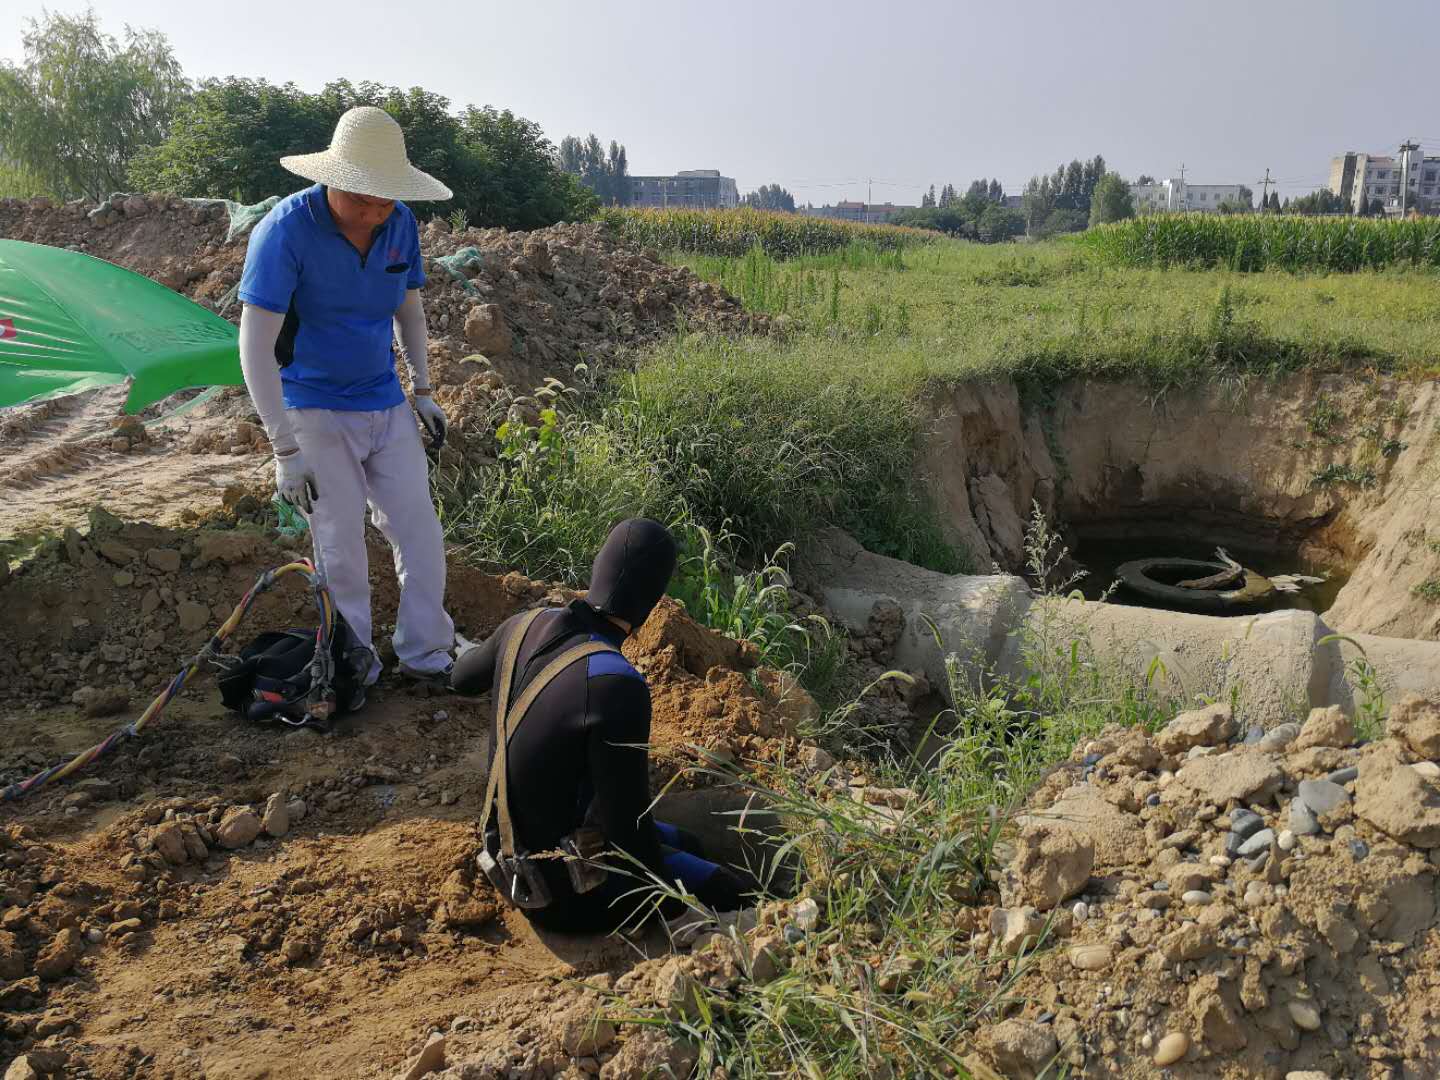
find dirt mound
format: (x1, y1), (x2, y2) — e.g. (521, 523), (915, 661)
(0, 509), (829, 1075)
(962, 701), (1440, 1079)
(1, 194), (767, 537)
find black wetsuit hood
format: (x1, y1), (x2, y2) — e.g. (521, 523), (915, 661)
(585, 518), (677, 629)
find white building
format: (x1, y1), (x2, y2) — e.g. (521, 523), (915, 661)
(1330, 147), (1440, 215)
(1130, 178), (1249, 213)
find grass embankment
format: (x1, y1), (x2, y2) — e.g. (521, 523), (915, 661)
(440, 232), (1440, 596)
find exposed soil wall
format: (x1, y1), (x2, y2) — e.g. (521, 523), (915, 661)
(919, 374), (1440, 641)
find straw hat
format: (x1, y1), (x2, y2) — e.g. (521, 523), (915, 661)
(280, 106), (453, 202)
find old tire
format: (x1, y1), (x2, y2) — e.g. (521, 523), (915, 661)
(1115, 558), (1242, 612)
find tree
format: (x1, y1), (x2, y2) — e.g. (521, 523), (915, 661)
(1089, 172), (1135, 226)
(742, 184), (795, 211)
(1289, 188), (1346, 215)
(988, 178), (1003, 202)
(0, 11), (189, 200)
(976, 203), (1025, 242)
(922, 184), (936, 208)
(1135, 174), (1157, 186)
(131, 77), (595, 228)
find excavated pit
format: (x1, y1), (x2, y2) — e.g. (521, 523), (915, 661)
(919, 373), (1440, 640)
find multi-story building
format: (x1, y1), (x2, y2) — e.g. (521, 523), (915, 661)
(1330, 147), (1440, 214)
(627, 169), (739, 210)
(802, 201), (917, 223)
(1130, 178), (1249, 212)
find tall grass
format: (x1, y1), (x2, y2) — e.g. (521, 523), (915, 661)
(617, 516), (1188, 1077)
(1083, 213), (1440, 272)
(597, 206), (937, 258)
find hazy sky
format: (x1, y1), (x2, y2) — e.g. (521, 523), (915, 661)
(5, 0), (1439, 204)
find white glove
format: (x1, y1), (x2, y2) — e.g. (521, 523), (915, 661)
(414, 394), (447, 449)
(274, 449), (320, 513)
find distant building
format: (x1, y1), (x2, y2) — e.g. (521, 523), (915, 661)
(627, 169), (739, 210)
(1330, 147), (1440, 214)
(802, 201), (916, 224)
(1001, 195), (1024, 210)
(1130, 178), (1249, 213)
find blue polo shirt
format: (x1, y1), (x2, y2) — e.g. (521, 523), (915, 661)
(238, 184), (425, 411)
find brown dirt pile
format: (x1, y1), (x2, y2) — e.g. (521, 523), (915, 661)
(962, 700), (1440, 1080)
(0, 510), (829, 1076)
(0, 193), (767, 537)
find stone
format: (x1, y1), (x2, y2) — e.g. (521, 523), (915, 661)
(1171, 753), (1285, 805)
(287, 798), (308, 823)
(557, 996), (616, 1057)
(1277, 829), (1296, 851)
(653, 959), (702, 1021)
(1296, 778), (1350, 824)
(1153, 1031), (1190, 1066)
(1326, 766), (1360, 785)
(598, 1028), (698, 1080)
(463, 303), (512, 356)
(983, 1019), (1058, 1080)
(34, 926), (83, 980)
(215, 806), (261, 849)
(1389, 694), (1440, 759)
(1415, 761), (1440, 781)
(1289, 800), (1320, 836)
(145, 547), (182, 573)
(1182, 890), (1214, 906)
(791, 898), (820, 931)
(400, 1033), (446, 1080)
(1258, 723), (1301, 752)
(4, 1057), (41, 1080)
(113, 570), (134, 587)
(1228, 808), (1264, 839)
(1156, 703), (1237, 754)
(1285, 1073), (1331, 1080)
(149, 821), (189, 865)
(32, 1009), (72, 1037)
(800, 745), (835, 773)
(992, 906), (1046, 956)
(1353, 743), (1440, 848)
(1237, 829), (1276, 856)
(1003, 820), (1094, 911)
(261, 793), (290, 838)
(1294, 705), (1355, 751)
(1287, 1000), (1322, 1031)
(177, 601), (210, 634)
(436, 871), (499, 930)
(1316, 910), (1359, 954)
(1068, 943), (1112, 971)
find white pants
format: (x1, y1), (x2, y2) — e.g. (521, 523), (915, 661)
(290, 404), (454, 681)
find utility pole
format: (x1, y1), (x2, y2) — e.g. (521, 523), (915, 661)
(1257, 168), (1275, 211)
(1399, 140), (1419, 216)
(867, 177), (873, 223)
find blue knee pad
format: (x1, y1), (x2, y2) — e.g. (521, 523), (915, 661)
(662, 848), (720, 891)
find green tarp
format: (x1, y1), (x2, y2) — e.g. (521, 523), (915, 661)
(0, 239), (241, 414)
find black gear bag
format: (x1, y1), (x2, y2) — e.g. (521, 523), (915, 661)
(216, 611), (370, 728)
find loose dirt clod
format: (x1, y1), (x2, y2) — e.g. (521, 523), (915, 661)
(963, 696), (1440, 1079)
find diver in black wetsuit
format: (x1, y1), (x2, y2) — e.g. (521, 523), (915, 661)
(451, 518), (750, 932)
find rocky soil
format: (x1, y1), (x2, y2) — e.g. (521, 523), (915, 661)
(963, 698), (1440, 1079)
(0, 510), (842, 1079)
(0, 194), (767, 537)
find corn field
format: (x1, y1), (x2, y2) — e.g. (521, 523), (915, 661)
(596, 206), (936, 258)
(1082, 214), (1440, 272)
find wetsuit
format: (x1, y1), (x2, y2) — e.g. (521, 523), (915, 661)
(452, 596), (748, 932)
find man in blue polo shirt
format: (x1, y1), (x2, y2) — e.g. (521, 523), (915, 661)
(237, 106), (455, 686)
